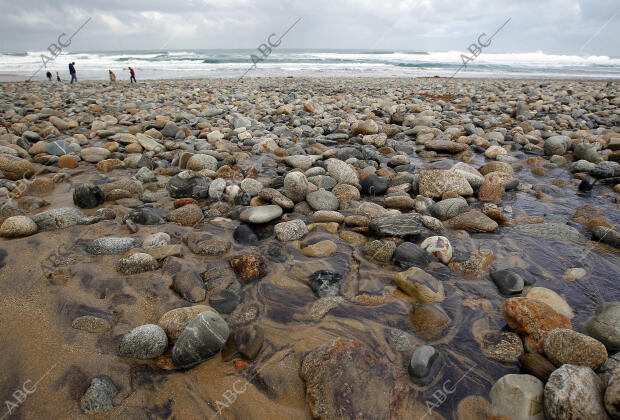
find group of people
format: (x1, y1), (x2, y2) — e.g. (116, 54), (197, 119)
(45, 63), (137, 83)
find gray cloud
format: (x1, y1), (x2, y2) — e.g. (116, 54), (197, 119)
(0, 0), (618, 55)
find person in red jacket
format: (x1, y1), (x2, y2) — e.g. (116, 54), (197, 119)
(129, 67), (136, 83)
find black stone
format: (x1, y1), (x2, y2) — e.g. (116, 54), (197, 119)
(360, 175), (389, 196)
(125, 207), (165, 225)
(235, 192), (252, 206)
(267, 176), (285, 189)
(308, 270), (343, 298)
(171, 311), (230, 368)
(266, 244), (286, 262)
(166, 175), (210, 199)
(392, 242), (433, 269)
(73, 184), (104, 209)
(208, 289), (240, 314)
(578, 176), (596, 192)
(510, 267), (537, 286)
(490, 269), (524, 295)
(590, 166), (614, 179)
(233, 224), (260, 246)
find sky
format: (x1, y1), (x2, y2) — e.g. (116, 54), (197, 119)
(0, 0), (618, 56)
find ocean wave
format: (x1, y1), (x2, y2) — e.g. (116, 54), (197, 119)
(3, 49), (620, 80)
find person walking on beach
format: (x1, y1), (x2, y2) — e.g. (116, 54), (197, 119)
(129, 67), (136, 83)
(69, 62), (77, 84)
(56, 72), (61, 82)
(46, 71), (52, 81)
(109, 70), (116, 82)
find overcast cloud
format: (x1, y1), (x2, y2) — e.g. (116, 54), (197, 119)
(0, 0), (618, 56)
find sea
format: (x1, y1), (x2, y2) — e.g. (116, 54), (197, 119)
(1, 49), (620, 81)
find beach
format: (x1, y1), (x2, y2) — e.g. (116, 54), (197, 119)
(0, 76), (619, 419)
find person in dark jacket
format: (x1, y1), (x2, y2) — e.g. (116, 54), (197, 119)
(69, 62), (77, 84)
(46, 71), (52, 81)
(129, 67), (136, 83)
(56, 72), (61, 82)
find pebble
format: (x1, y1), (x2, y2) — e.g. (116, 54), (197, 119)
(490, 374), (544, 420)
(166, 173), (209, 199)
(591, 225), (620, 248)
(301, 240), (337, 257)
(284, 155), (317, 170)
(525, 287), (574, 319)
(563, 267), (586, 281)
(71, 315), (112, 333)
(208, 178), (226, 200)
(275, 219), (308, 241)
(119, 324), (168, 359)
(409, 303), (451, 340)
(360, 174), (389, 196)
(543, 328), (607, 370)
(165, 204), (204, 226)
(230, 254), (267, 282)
(520, 353), (556, 382)
(240, 178), (263, 196)
(490, 269), (524, 295)
(283, 172), (309, 202)
(606, 370), (620, 418)
(514, 223), (584, 243)
(33, 207), (115, 230)
(239, 205), (282, 224)
(394, 267), (444, 303)
(392, 242), (433, 269)
(369, 214), (424, 237)
(171, 311), (229, 368)
(308, 270), (343, 298)
(586, 302), (620, 352)
(384, 195), (415, 210)
(306, 189), (339, 211)
(157, 305), (213, 344)
(447, 210), (499, 232)
(363, 240), (396, 263)
(233, 224), (260, 245)
(187, 233), (231, 256)
(419, 169), (473, 197)
(208, 290), (240, 314)
(143, 232), (170, 249)
(544, 365), (608, 420)
(58, 154), (79, 169)
(80, 147), (111, 163)
(326, 158), (358, 185)
(430, 198), (469, 221)
(503, 297), (571, 353)
(420, 236), (452, 264)
(173, 271), (206, 303)
(86, 237), (142, 255)
(116, 252), (159, 275)
(0, 215), (37, 237)
(544, 135), (571, 156)
(408, 345), (442, 385)
(80, 376), (118, 414)
(0, 154), (34, 180)
(481, 331), (524, 362)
